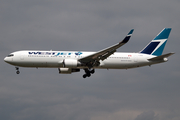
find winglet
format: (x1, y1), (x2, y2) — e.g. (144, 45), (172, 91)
(128, 29), (134, 35)
(121, 29), (134, 43)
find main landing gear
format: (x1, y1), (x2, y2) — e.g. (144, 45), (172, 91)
(15, 67), (20, 74)
(83, 69), (95, 78)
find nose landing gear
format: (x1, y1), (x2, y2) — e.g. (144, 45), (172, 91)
(15, 67), (20, 74)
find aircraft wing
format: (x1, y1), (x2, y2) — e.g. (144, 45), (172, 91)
(79, 29), (134, 67)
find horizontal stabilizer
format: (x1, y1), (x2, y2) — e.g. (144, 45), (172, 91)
(148, 52), (174, 61)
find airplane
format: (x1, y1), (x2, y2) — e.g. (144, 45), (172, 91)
(4, 28), (174, 78)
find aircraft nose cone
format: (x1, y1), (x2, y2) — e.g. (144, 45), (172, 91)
(4, 57), (12, 63)
(4, 57), (8, 62)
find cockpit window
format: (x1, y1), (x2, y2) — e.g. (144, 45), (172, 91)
(7, 54), (14, 57)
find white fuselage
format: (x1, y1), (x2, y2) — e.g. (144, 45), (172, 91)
(4, 50), (165, 69)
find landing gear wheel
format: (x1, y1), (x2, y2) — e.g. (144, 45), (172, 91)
(16, 71), (20, 74)
(90, 69), (95, 74)
(15, 67), (20, 74)
(83, 69), (95, 78)
(87, 73), (91, 77)
(83, 74), (87, 78)
(15, 67), (19, 70)
(83, 73), (91, 78)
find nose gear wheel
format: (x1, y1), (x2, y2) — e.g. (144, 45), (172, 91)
(15, 67), (20, 74)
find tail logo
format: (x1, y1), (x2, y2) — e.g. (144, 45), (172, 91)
(140, 28), (171, 56)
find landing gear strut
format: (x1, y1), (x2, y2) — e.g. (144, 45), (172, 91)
(83, 69), (95, 78)
(15, 67), (20, 74)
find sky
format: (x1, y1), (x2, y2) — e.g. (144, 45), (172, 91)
(0, 0), (180, 120)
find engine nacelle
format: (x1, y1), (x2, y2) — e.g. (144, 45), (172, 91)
(63, 59), (78, 68)
(58, 68), (80, 74)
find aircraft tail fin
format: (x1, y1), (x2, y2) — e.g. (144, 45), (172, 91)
(140, 28), (172, 56)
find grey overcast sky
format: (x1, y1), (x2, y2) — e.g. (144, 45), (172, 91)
(0, 0), (180, 120)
